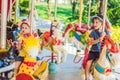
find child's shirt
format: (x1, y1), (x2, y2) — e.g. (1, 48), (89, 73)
(89, 27), (110, 52)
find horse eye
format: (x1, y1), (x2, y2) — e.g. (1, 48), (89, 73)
(110, 54), (112, 56)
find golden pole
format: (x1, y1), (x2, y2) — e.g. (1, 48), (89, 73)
(88, 0), (91, 28)
(102, 0), (108, 32)
(78, 0), (83, 27)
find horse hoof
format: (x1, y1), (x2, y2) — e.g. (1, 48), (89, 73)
(116, 78), (119, 80)
(61, 58), (66, 63)
(33, 73), (39, 79)
(56, 60), (61, 64)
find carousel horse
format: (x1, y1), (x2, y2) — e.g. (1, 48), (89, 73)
(39, 20), (68, 64)
(63, 23), (91, 55)
(80, 35), (119, 80)
(105, 38), (120, 66)
(0, 21), (19, 59)
(7, 21), (19, 41)
(15, 35), (48, 80)
(105, 40), (120, 79)
(0, 20), (19, 58)
(0, 40), (17, 79)
(0, 21), (19, 69)
(63, 20), (111, 56)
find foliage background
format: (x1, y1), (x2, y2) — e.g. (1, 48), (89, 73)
(16, 0), (120, 42)
(18, 0), (120, 26)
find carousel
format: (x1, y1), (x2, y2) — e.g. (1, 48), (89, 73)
(0, 0), (120, 80)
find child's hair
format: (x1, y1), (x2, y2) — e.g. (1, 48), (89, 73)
(92, 14), (103, 23)
(20, 19), (30, 29)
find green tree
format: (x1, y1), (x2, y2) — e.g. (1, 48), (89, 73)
(71, 0), (77, 17)
(19, 0), (29, 15)
(107, 0), (120, 26)
(47, 0), (51, 19)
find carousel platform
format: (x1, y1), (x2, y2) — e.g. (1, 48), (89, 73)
(47, 54), (82, 80)
(40, 48), (120, 80)
(39, 48), (84, 80)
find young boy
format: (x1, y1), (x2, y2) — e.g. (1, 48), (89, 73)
(85, 14), (110, 80)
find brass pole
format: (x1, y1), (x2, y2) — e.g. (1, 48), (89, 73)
(78, 0), (83, 27)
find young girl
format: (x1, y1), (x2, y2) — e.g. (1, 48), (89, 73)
(85, 14), (110, 80)
(14, 20), (31, 76)
(14, 20), (46, 79)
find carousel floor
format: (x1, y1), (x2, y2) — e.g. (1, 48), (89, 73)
(47, 55), (82, 80)
(45, 45), (120, 80)
(39, 49), (83, 80)
(47, 71), (81, 80)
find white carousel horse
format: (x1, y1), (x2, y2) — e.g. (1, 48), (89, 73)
(0, 63), (15, 79)
(0, 63), (15, 73)
(105, 40), (120, 68)
(0, 40), (17, 79)
(80, 35), (118, 80)
(106, 41), (120, 79)
(40, 20), (68, 64)
(0, 45), (16, 74)
(51, 20), (68, 63)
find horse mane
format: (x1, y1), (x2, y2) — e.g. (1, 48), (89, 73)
(63, 23), (73, 37)
(74, 23), (88, 34)
(37, 29), (43, 37)
(7, 21), (19, 41)
(100, 35), (119, 53)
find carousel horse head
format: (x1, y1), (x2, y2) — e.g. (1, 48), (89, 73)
(50, 19), (62, 36)
(74, 23), (89, 34)
(7, 21), (19, 31)
(91, 35), (118, 80)
(63, 23), (73, 37)
(23, 35), (41, 58)
(63, 23), (89, 37)
(6, 39), (19, 58)
(37, 29), (43, 37)
(102, 35), (120, 67)
(7, 21), (19, 41)
(51, 19), (61, 29)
